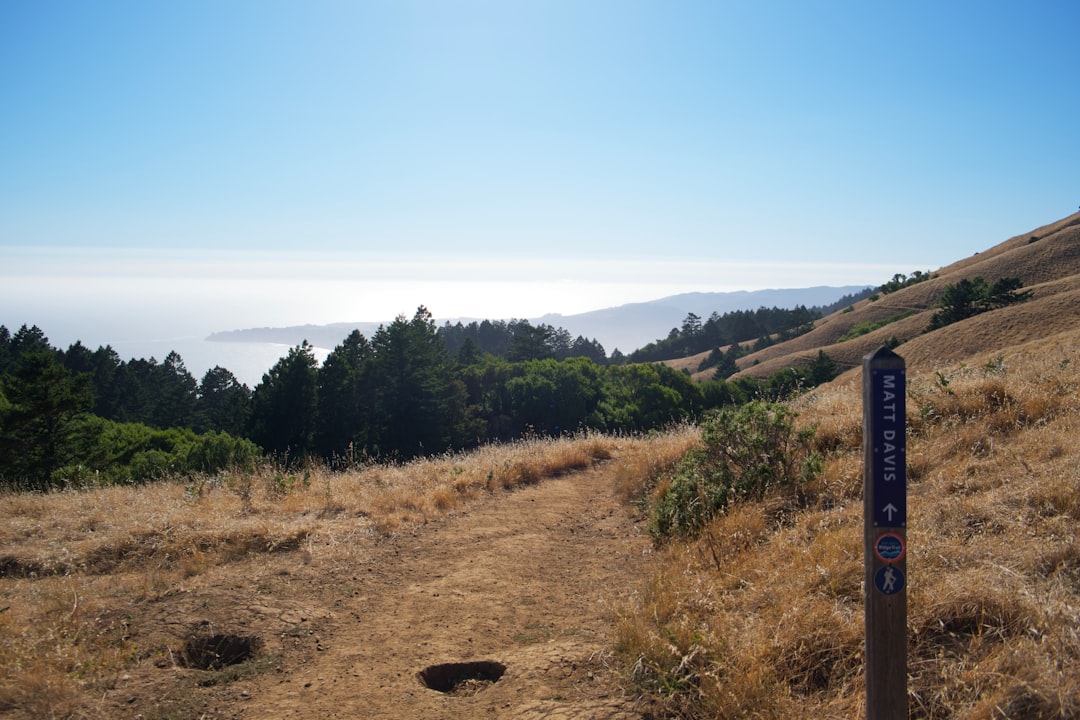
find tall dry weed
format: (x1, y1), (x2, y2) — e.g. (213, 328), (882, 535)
(609, 424), (701, 506)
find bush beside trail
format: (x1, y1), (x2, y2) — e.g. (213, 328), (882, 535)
(649, 401), (821, 540)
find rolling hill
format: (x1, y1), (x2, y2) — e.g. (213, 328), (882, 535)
(668, 212), (1080, 382)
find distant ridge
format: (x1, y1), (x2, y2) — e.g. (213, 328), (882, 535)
(207, 286), (871, 355)
(534, 286), (871, 353)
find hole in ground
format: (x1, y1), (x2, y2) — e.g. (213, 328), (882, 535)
(181, 633), (261, 670)
(418, 660), (507, 696)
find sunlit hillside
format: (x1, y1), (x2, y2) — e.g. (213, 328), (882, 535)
(618, 326), (1080, 718)
(614, 213), (1080, 718)
(672, 212), (1080, 382)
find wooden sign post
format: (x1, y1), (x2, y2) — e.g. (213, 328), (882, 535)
(863, 346), (907, 719)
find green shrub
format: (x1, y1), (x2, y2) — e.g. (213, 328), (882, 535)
(184, 431), (261, 474)
(650, 401), (821, 540)
(129, 448), (176, 481)
(838, 311), (915, 342)
(47, 417), (263, 487)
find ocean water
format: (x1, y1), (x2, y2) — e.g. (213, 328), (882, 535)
(103, 336), (332, 388)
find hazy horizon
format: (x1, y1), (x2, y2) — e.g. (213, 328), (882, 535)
(2, 244), (893, 340)
(1, 255), (878, 386)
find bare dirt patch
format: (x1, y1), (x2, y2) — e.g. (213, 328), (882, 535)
(78, 459), (656, 719)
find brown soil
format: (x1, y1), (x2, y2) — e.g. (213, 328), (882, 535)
(106, 462), (654, 719)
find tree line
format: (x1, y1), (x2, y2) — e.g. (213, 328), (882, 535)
(437, 318), (610, 364)
(0, 325), (260, 489)
(0, 272), (1033, 490)
(0, 307), (841, 489)
(628, 305), (821, 364)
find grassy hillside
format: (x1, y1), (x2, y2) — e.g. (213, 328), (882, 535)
(672, 212), (1080, 383)
(617, 328), (1080, 718)
(612, 213), (1080, 717)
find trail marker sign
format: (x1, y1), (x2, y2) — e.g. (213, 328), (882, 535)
(863, 346), (907, 720)
(869, 362), (906, 528)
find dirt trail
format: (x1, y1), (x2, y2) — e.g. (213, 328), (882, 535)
(209, 461), (654, 719)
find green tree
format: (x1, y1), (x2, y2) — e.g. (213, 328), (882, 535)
(701, 344), (741, 378)
(369, 307), (458, 457)
(457, 356), (519, 441)
(60, 340), (96, 376)
(57, 416), (260, 486)
(198, 366), (251, 436)
(681, 312), (702, 340)
(504, 357), (604, 435)
(315, 330), (374, 460)
(806, 350), (839, 386)
(0, 326), (12, 376)
(248, 342), (320, 459)
(154, 351), (201, 428)
(701, 378), (746, 409)
(568, 336), (607, 364)
(507, 322), (556, 362)
(10, 324), (52, 358)
(454, 336), (486, 366)
(549, 326), (574, 359)
(928, 277), (982, 329)
(600, 363), (703, 431)
(878, 269), (932, 294)
(630, 307), (820, 363)
(985, 276), (1033, 307)
(0, 349), (93, 488)
(83, 346), (125, 419)
(928, 276), (1033, 330)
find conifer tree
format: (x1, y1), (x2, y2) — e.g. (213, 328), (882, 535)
(0, 349), (92, 488)
(370, 307), (456, 457)
(199, 366), (251, 436)
(248, 341), (319, 459)
(315, 330), (374, 460)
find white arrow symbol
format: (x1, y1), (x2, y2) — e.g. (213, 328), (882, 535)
(882, 503), (899, 522)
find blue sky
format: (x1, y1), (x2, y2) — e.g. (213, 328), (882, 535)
(2, 1), (1079, 341)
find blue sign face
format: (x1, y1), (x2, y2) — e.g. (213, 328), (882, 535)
(874, 533), (906, 563)
(874, 565), (905, 595)
(871, 368), (906, 527)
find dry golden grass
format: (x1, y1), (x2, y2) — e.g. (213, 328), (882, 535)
(615, 333), (1080, 718)
(609, 424), (702, 506)
(0, 429), (695, 718)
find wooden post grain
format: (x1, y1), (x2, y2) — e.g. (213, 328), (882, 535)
(863, 346), (907, 719)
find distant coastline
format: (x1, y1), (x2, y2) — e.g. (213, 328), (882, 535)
(107, 336), (331, 388)
(206, 285), (872, 359)
(206, 322), (386, 350)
